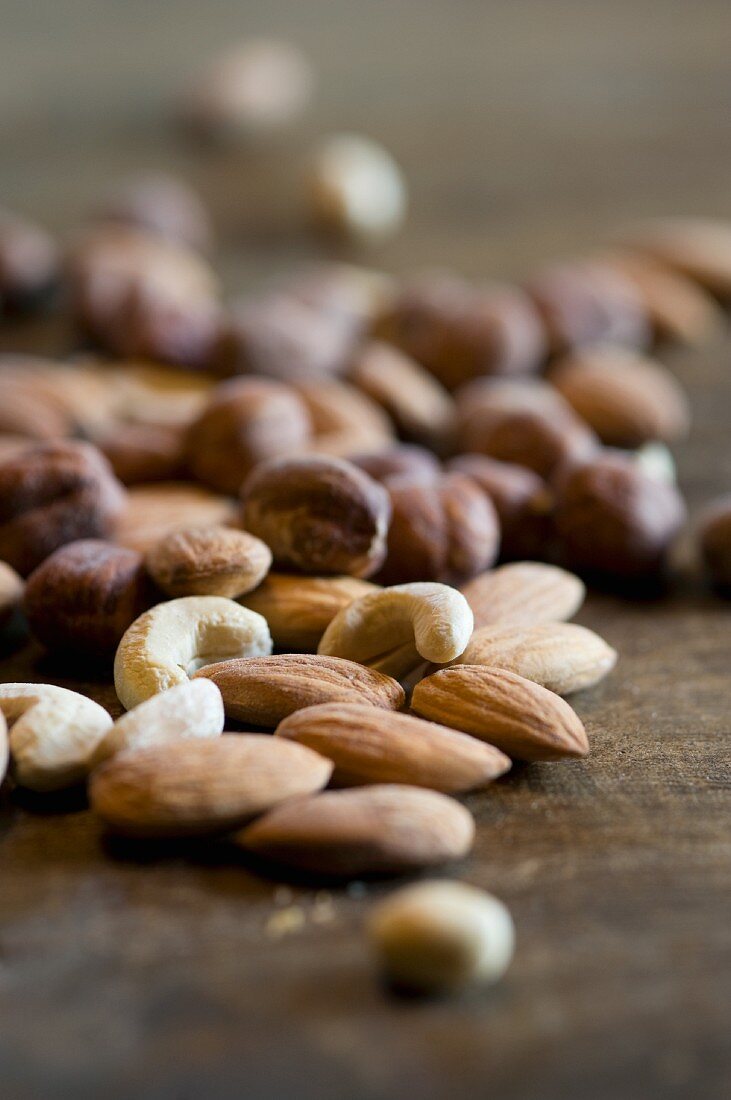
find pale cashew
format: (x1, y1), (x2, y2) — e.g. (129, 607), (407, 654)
(0, 683), (113, 791)
(114, 596), (272, 710)
(92, 679), (225, 766)
(318, 582), (474, 679)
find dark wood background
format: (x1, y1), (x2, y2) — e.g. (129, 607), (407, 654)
(1, 2), (730, 1098)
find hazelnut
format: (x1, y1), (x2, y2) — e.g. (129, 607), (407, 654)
(145, 526), (272, 598)
(553, 451), (686, 578)
(0, 441), (126, 575)
(93, 172), (213, 253)
(308, 134), (407, 243)
(350, 444), (441, 486)
(697, 496), (731, 588)
(114, 483), (237, 554)
(377, 472), (500, 585)
(293, 378), (395, 457)
(185, 377), (312, 496)
(24, 539), (153, 655)
(0, 207), (58, 314)
(96, 421), (186, 485)
(241, 455), (391, 578)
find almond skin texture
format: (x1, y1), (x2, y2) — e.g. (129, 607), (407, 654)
(239, 573), (378, 651)
(145, 525), (272, 598)
(458, 622), (617, 695)
(114, 483), (237, 554)
(621, 217), (731, 299)
(195, 653), (405, 727)
(460, 561), (585, 631)
(236, 784), (475, 876)
(90, 735), (332, 837)
(276, 702), (510, 791)
(411, 666), (589, 761)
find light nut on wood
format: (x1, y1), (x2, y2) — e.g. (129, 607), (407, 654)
(309, 134), (407, 243)
(145, 526), (272, 598)
(90, 734), (332, 837)
(239, 573), (378, 651)
(460, 561), (585, 631)
(114, 596), (272, 710)
(276, 703), (510, 792)
(236, 784), (475, 876)
(411, 666), (589, 761)
(368, 880), (515, 994)
(318, 582), (474, 679)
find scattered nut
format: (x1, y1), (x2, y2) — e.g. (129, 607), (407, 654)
(96, 421), (186, 486)
(93, 171), (213, 253)
(294, 377), (395, 457)
(308, 134), (407, 242)
(460, 561), (585, 630)
(620, 218), (731, 299)
(350, 445), (441, 486)
(239, 573), (378, 651)
(0, 207), (58, 313)
(145, 526), (272, 598)
(114, 483), (237, 554)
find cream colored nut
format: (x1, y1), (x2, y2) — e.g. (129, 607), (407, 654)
(145, 526), (272, 598)
(239, 573), (378, 651)
(368, 880), (515, 994)
(461, 562), (585, 631)
(114, 596), (272, 710)
(634, 441), (677, 485)
(0, 561), (23, 624)
(92, 679), (224, 765)
(0, 683), (113, 791)
(0, 709), (8, 786)
(318, 582), (474, 680)
(309, 134), (407, 242)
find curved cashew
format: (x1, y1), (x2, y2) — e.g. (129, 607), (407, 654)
(318, 582), (474, 679)
(114, 596), (272, 710)
(0, 683), (113, 791)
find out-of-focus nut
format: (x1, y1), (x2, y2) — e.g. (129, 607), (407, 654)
(114, 483), (237, 554)
(185, 377), (312, 496)
(349, 445), (441, 486)
(0, 441), (126, 575)
(145, 526), (272, 598)
(24, 539), (153, 655)
(242, 455), (391, 578)
(93, 172), (213, 253)
(0, 378), (73, 440)
(0, 709), (7, 785)
(697, 495), (731, 588)
(114, 363), (214, 429)
(294, 378), (395, 457)
(0, 561), (23, 626)
(619, 218), (731, 299)
(239, 573), (378, 651)
(308, 134), (407, 243)
(318, 582), (474, 679)
(284, 262), (394, 329)
(96, 421), (186, 485)
(460, 561), (585, 630)
(633, 442), (677, 486)
(114, 596), (273, 710)
(0, 207), (58, 313)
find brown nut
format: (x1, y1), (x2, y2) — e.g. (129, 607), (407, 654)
(0, 378), (73, 441)
(460, 561), (585, 631)
(697, 496), (731, 588)
(145, 526), (272, 598)
(553, 451), (687, 578)
(96, 421), (186, 485)
(619, 218), (731, 299)
(0, 441), (126, 575)
(114, 483), (237, 554)
(239, 573), (378, 651)
(308, 134), (407, 243)
(550, 348), (690, 448)
(284, 262), (394, 329)
(0, 561), (24, 626)
(349, 444), (441, 486)
(294, 378), (395, 457)
(377, 472), (499, 586)
(0, 207), (58, 313)
(92, 172), (213, 253)
(185, 377), (312, 497)
(24, 539), (153, 655)
(242, 455), (391, 578)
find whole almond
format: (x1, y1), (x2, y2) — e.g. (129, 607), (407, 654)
(194, 653), (405, 727)
(145, 525), (272, 598)
(236, 784), (475, 876)
(239, 573), (378, 651)
(458, 622), (617, 695)
(90, 735), (332, 837)
(275, 702), (510, 792)
(460, 561), (585, 630)
(621, 218), (731, 299)
(411, 665), (589, 761)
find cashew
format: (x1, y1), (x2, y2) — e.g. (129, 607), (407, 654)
(114, 596), (273, 710)
(318, 582), (474, 679)
(0, 683), (113, 791)
(92, 679), (225, 765)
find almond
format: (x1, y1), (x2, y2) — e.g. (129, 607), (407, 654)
(89, 735), (333, 837)
(235, 784), (475, 875)
(460, 561), (585, 630)
(411, 665), (588, 761)
(239, 573), (378, 651)
(621, 218), (731, 299)
(457, 622), (617, 695)
(194, 653), (405, 727)
(275, 702), (510, 792)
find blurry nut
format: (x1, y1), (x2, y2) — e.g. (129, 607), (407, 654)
(697, 495), (731, 588)
(620, 218), (731, 299)
(93, 171), (213, 252)
(242, 455), (391, 578)
(368, 880), (515, 994)
(185, 377), (312, 496)
(0, 709), (7, 785)
(0, 441), (126, 575)
(458, 401), (597, 481)
(633, 442), (677, 486)
(239, 573), (378, 651)
(553, 452), (687, 578)
(24, 539), (153, 655)
(0, 379), (73, 440)
(455, 376), (571, 435)
(0, 561), (23, 626)
(460, 561), (585, 630)
(378, 472), (499, 586)
(294, 378), (395, 457)
(115, 363), (214, 429)
(96, 422), (186, 485)
(114, 596), (273, 710)
(146, 526), (272, 598)
(114, 483), (237, 554)
(318, 582), (474, 680)
(550, 348), (690, 447)
(0, 683), (112, 791)
(309, 134), (407, 243)
(284, 262), (395, 329)
(0, 207), (58, 313)
(115, 281), (220, 369)
(349, 444), (441, 486)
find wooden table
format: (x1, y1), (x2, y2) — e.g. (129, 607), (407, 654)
(1, 3), (730, 1097)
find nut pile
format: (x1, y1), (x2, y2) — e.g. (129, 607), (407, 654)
(2, 37), (731, 995)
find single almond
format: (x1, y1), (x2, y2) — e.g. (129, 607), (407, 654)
(145, 525), (272, 598)
(194, 653), (405, 727)
(239, 573), (378, 651)
(411, 665), (588, 761)
(457, 622), (617, 695)
(275, 702), (510, 792)
(460, 561), (585, 630)
(235, 784), (475, 876)
(90, 735), (333, 837)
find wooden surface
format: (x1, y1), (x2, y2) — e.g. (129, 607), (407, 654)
(2, 3), (731, 1098)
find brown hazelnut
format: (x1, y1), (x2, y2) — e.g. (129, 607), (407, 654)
(0, 207), (58, 314)
(96, 422), (186, 485)
(24, 539), (152, 655)
(552, 451), (686, 578)
(350, 444), (441, 486)
(241, 455), (391, 578)
(377, 472), (500, 585)
(114, 483), (237, 554)
(697, 496), (731, 588)
(185, 377), (312, 496)
(145, 526), (272, 598)
(293, 378), (395, 458)
(0, 441), (126, 575)
(93, 172), (213, 253)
